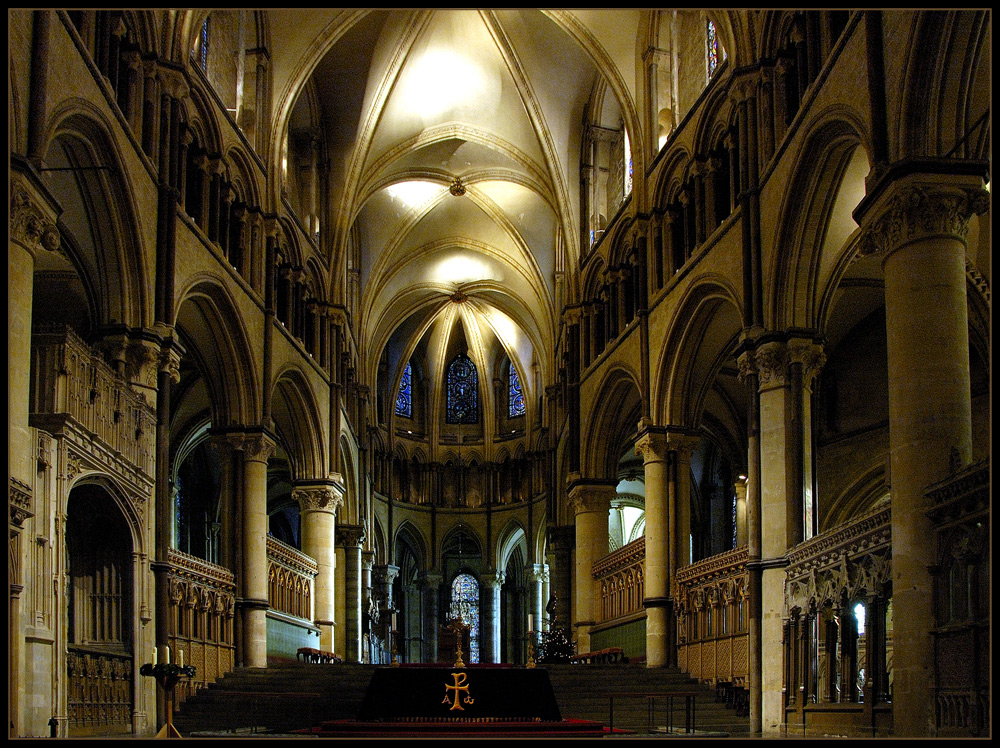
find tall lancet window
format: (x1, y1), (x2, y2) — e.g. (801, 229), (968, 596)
(450, 573), (480, 664)
(508, 364), (526, 418)
(707, 19), (720, 78)
(446, 353), (478, 424)
(199, 18), (210, 72)
(395, 361), (412, 418)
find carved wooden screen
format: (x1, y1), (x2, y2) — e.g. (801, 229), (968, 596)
(66, 486), (134, 736)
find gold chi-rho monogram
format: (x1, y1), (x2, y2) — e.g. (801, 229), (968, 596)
(442, 671), (474, 711)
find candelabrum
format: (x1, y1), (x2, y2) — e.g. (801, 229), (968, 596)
(526, 629), (536, 669)
(140, 660), (197, 738)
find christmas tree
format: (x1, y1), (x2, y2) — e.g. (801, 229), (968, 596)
(537, 594), (576, 663)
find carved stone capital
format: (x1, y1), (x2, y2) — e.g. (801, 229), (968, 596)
(293, 483), (343, 513)
(9, 477), (34, 529)
(157, 66), (189, 101)
(857, 177), (990, 260)
(336, 523), (365, 548)
(754, 341), (790, 388)
(788, 340), (826, 387)
(10, 183), (61, 256)
(635, 431), (670, 465)
(229, 433), (275, 463)
(736, 350), (758, 383)
(480, 569), (506, 589)
(525, 564), (549, 585)
(373, 564), (399, 588)
(567, 482), (615, 515)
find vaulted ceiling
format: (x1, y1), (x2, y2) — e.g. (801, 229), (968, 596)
(271, 9), (645, 420)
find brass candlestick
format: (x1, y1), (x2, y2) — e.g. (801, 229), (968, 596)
(526, 630), (536, 669)
(390, 628), (399, 667)
(450, 615), (466, 669)
(140, 662), (196, 738)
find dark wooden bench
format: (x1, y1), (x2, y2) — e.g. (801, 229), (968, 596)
(569, 647), (627, 664)
(296, 647), (343, 664)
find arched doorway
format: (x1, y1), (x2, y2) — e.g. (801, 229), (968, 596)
(65, 484), (135, 736)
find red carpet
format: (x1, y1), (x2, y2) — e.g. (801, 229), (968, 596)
(296, 717), (620, 738)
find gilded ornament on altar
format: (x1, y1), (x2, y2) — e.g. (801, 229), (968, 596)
(442, 672), (473, 711)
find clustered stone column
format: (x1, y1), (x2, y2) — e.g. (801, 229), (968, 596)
(294, 481), (345, 652)
(567, 480), (615, 654)
(853, 168), (988, 736)
(743, 335), (824, 730)
(229, 433), (275, 668)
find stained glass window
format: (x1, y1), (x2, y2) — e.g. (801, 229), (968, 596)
(395, 361), (412, 418)
(624, 127), (633, 197)
(508, 365), (526, 418)
(707, 19), (719, 78)
(200, 19), (209, 72)
(446, 354), (478, 424)
(450, 573), (480, 664)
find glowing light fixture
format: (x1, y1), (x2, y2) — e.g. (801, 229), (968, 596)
(401, 48), (498, 121)
(433, 253), (493, 285)
(385, 180), (442, 209)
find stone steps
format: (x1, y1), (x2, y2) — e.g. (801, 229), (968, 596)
(173, 661), (751, 737)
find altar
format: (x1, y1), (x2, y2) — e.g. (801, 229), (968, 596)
(357, 666), (562, 721)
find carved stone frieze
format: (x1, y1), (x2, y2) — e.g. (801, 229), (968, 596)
(783, 505), (892, 614)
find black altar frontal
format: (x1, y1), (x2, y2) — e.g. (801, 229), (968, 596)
(357, 666), (563, 722)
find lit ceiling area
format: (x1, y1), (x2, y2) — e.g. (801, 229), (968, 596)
(272, 9), (641, 440)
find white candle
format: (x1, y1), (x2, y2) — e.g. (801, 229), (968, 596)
(152, 647), (157, 666)
(179, 649), (184, 668)
(165, 646), (170, 664)
(528, 614), (534, 632)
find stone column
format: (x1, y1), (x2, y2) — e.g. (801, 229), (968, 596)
(751, 335), (824, 731)
(230, 433), (275, 668)
(361, 551), (375, 662)
(295, 480), (344, 652)
(545, 526), (575, 629)
(853, 169), (988, 735)
(9, 175), (61, 485)
(423, 572), (443, 663)
(479, 570), (504, 663)
(526, 564), (548, 647)
(635, 428), (672, 667)
(567, 480), (614, 654)
(672, 436), (698, 571)
(734, 477), (749, 547)
(337, 524), (365, 662)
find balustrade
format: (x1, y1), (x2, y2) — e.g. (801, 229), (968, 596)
(166, 549), (236, 707)
(674, 546), (749, 688)
(266, 535), (318, 621)
(593, 536), (646, 622)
